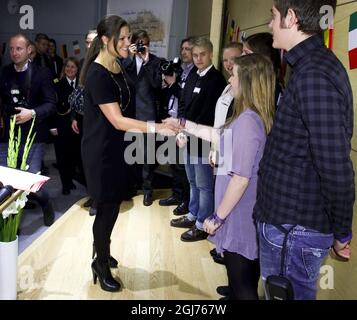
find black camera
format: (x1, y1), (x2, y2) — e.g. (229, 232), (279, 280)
(136, 40), (146, 54)
(7, 88), (29, 115)
(160, 57), (183, 77)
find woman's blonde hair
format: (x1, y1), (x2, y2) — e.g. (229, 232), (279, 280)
(60, 57), (80, 80)
(226, 53), (275, 134)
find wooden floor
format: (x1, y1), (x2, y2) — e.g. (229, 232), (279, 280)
(17, 190), (357, 300)
(17, 190), (228, 300)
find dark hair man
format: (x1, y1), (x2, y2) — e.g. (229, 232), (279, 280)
(254, 0), (354, 300)
(0, 33), (57, 226)
(123, 30), (163, 206)
(158, 37), (197, 215)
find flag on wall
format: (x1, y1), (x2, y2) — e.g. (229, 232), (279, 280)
(0, 43), (6, 56)
(72, 40), (81, 56)
(324, 27), (334, 49)
(349, 12), (357, 70)
(61, 44), (68, 59)
(229, 20), (236, 42)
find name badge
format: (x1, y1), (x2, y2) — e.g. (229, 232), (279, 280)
(193, 87), (201, 94)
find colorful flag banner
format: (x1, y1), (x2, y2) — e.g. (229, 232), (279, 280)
(324, 27), (334, 49)
(61, 44), (68, 59)
(72, 40), (81, 56)
(229, 20), (235, 42)
(0, 43), (6, 55)
(349, 12), (357, 70)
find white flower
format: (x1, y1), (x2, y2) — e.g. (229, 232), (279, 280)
(2, 202), (18, 219)
(1, 191), (29, 219)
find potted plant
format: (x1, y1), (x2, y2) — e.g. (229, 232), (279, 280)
(0, 116), (36, 300)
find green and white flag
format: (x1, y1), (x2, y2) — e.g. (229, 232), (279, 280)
(349, 11), (357, 70)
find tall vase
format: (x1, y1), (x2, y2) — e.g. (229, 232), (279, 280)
(0, 236), (18, 300)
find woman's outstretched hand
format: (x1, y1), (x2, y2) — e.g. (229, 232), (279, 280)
(156, 120), (181, 136)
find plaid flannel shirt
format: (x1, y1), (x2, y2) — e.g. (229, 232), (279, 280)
(254, 35), (355, 240)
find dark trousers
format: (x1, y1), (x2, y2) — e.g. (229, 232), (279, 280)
(142, 133), (157, 194)
(53, 115), (81, 189)
(224, 251), (260, 300)
(93, 202), (121, 263)
(171, 163), (190, 202)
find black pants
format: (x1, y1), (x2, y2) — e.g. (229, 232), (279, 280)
(224, 251), (260, 300)
(93, 202), (121, 263)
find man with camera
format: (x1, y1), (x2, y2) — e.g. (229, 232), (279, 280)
(0, 33), (57, 226)
(123, 30), (163, 206)
(158, 37), (196, 215)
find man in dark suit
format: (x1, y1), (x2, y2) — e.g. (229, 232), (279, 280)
(0, 33), (57, 226)
(33, 33), (55, 79)
(170, 37), (227, 242)
(158, 37), (197, 215)
(123, 30), (163, 206)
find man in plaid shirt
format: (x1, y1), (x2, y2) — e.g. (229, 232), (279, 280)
(254, 0), (354, 300)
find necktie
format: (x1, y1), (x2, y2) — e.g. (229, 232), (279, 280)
(70, 81), (75, 89)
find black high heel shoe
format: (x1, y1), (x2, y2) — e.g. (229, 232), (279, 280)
(91, 259), (121, 292)
(92, 242), (118, 268)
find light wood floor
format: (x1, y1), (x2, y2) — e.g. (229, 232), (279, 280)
(17, 190), (357, 300)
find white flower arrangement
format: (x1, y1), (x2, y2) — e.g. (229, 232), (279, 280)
(0, 116), (36, 242)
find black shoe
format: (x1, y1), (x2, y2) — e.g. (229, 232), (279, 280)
(210, 248), (217, 257)
(181, 226), (208, 242)
(143, 193), (153, 206)
(24, 201), (37, 210)
(159, 195), (180, 206)
(91, 259), (121, 292)
(216, 286), (230, 297)
(83, 198), (93, 208)
(43, 202), (55, 226)
(92, 243), (118, 268)
(173, 201), (188, 216)
(62, 188), (70, 195)
(170, 216), (195, 228)
(89, 207), (97, 216)
(219, 296), (230, 301)
(213, 253), (225, 265)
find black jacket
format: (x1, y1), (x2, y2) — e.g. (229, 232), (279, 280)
(0, 62), (56, 143)
(123, 53), (162, 121)
(178, 66), (226, 157)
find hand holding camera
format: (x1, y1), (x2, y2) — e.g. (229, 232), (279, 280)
(130, 40), (149, 63)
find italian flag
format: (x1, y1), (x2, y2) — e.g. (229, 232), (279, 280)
(349, 12), (357, 70)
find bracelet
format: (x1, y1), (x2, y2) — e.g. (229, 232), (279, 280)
(179, 117), (186, 128)
(212, 213), (225, 225)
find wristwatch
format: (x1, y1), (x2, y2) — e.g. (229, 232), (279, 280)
(31, 109), (36, 119)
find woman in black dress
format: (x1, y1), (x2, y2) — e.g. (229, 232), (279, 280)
(80, 15), (179, 292)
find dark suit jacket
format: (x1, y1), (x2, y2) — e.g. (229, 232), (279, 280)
(160, 66), (198, 119)
(33, 53), (56, 78)
(178, 65), (226, 157)
(50, 55), (64, 80)
(123, 53), (162, 121)
(0, 62), (56, 143)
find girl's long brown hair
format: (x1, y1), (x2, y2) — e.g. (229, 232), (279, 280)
(226, 53), (276, 134)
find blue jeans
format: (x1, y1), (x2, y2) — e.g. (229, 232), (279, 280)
(184, 154), (214, 230)
(257, 222), (334, 300)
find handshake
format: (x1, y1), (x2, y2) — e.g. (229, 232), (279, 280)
(157, 118), (187, 146)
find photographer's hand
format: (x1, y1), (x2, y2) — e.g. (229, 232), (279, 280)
(15, 107), (32, 124)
